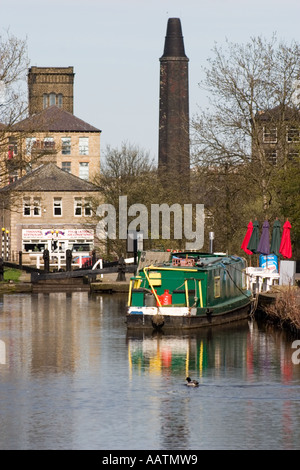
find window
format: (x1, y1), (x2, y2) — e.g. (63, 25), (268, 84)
(265, 150), (277, 165)
(62, 162), (71, 173)
(214, 276), (221, 298)
(26, 137), (37, 155)
(43, 93), (63, 109)
(8, 137), (18, 158)
(242, 269), (247, 290)
(43, 137), (55, 150)
(53, 198), (62, 216)
(79, 137), (89, 155)
(263, 126), (277, 143)
(79, 162), (89, 180)
(43, 94), (48, 109)
(84, 199), (92, 217)
(61, 137), (71, 155)
(33, 198), (41, 217)
(23, 198), (31, 216)
(8, 172), (18, 184)
(287, 126), (300, 142)
(57, 94), (63, 108)
(288, 150), (300, 161)
(74, 198), (82, 216)
(49, 93), (56, 106)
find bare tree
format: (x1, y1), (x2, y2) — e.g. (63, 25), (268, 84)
(92, 142), (158, 257)
(0, 30), (29, 186)
(0, 29), (28, 126)
(191, 35), (300, 252)
(192, 35), (300, 210)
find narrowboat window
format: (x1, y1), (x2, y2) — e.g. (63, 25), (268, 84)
(214, 276), (221, 298)
(242, 269), (247, 290)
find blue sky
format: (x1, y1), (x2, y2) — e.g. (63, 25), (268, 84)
(2, 0), (300, 162)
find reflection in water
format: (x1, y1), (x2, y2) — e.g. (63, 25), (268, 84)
(1, 292), (102, 374)
(0, 293), (300, 450)
(127, 320), (300, 450)
(127, 320), (299, 384)
(0, 339), (5, 364)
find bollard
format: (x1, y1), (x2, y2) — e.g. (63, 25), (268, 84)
(92, 249), (97, 267)
(66, 249), (72, 272)
(43, 249), (50, 272)
(116, 256), (126, 282)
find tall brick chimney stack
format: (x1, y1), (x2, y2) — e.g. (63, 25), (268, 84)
(158, 18), (190, 182)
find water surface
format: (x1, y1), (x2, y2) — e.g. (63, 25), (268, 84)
(0, 292), (299, 450)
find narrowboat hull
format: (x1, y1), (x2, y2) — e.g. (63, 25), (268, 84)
(126, 300), (252, 330)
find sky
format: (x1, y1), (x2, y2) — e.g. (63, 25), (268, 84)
(2, 0), (300, 163)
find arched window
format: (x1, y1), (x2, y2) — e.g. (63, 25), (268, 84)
(43, 94), (48, 109)
(49, 93), (56, 106)
(57, 94), (63, 108)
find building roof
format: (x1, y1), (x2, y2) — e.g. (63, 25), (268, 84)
(255, 105), (300, 121)
(12, 105), (101, 133)
(0, 163), (101, 192)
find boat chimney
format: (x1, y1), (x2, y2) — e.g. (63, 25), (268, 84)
(209, 232), (214, 254)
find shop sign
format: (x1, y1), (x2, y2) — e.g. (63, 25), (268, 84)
(22, 229), (94, 240)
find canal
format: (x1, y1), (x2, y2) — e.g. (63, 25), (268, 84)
(0, 292), (300, 450)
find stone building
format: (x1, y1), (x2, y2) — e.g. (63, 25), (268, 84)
(5, 105), (101, 184)
(0, 66), (102, 264)
(252, 105), (300, 165)
(0, 162), (100, 266)
(2, 66), (101, 186)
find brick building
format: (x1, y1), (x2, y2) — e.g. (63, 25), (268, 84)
(28, 66), (75, 115)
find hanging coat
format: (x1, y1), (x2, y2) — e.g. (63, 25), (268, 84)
(270, 219), (281, 257)
(257, 220), (270, 255)
(279, 220), (292, 259)
(241, 221), (253, 255)
(247, 219), (259, 254)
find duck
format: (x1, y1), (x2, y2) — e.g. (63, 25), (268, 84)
(186, 377), (199, 387)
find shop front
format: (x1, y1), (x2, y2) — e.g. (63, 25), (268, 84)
(21, 228), (95, 268)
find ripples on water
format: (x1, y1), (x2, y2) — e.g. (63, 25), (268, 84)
(0, 292), (300, 450)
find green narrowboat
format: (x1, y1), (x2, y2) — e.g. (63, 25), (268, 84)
(126, 251), (253, 330)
